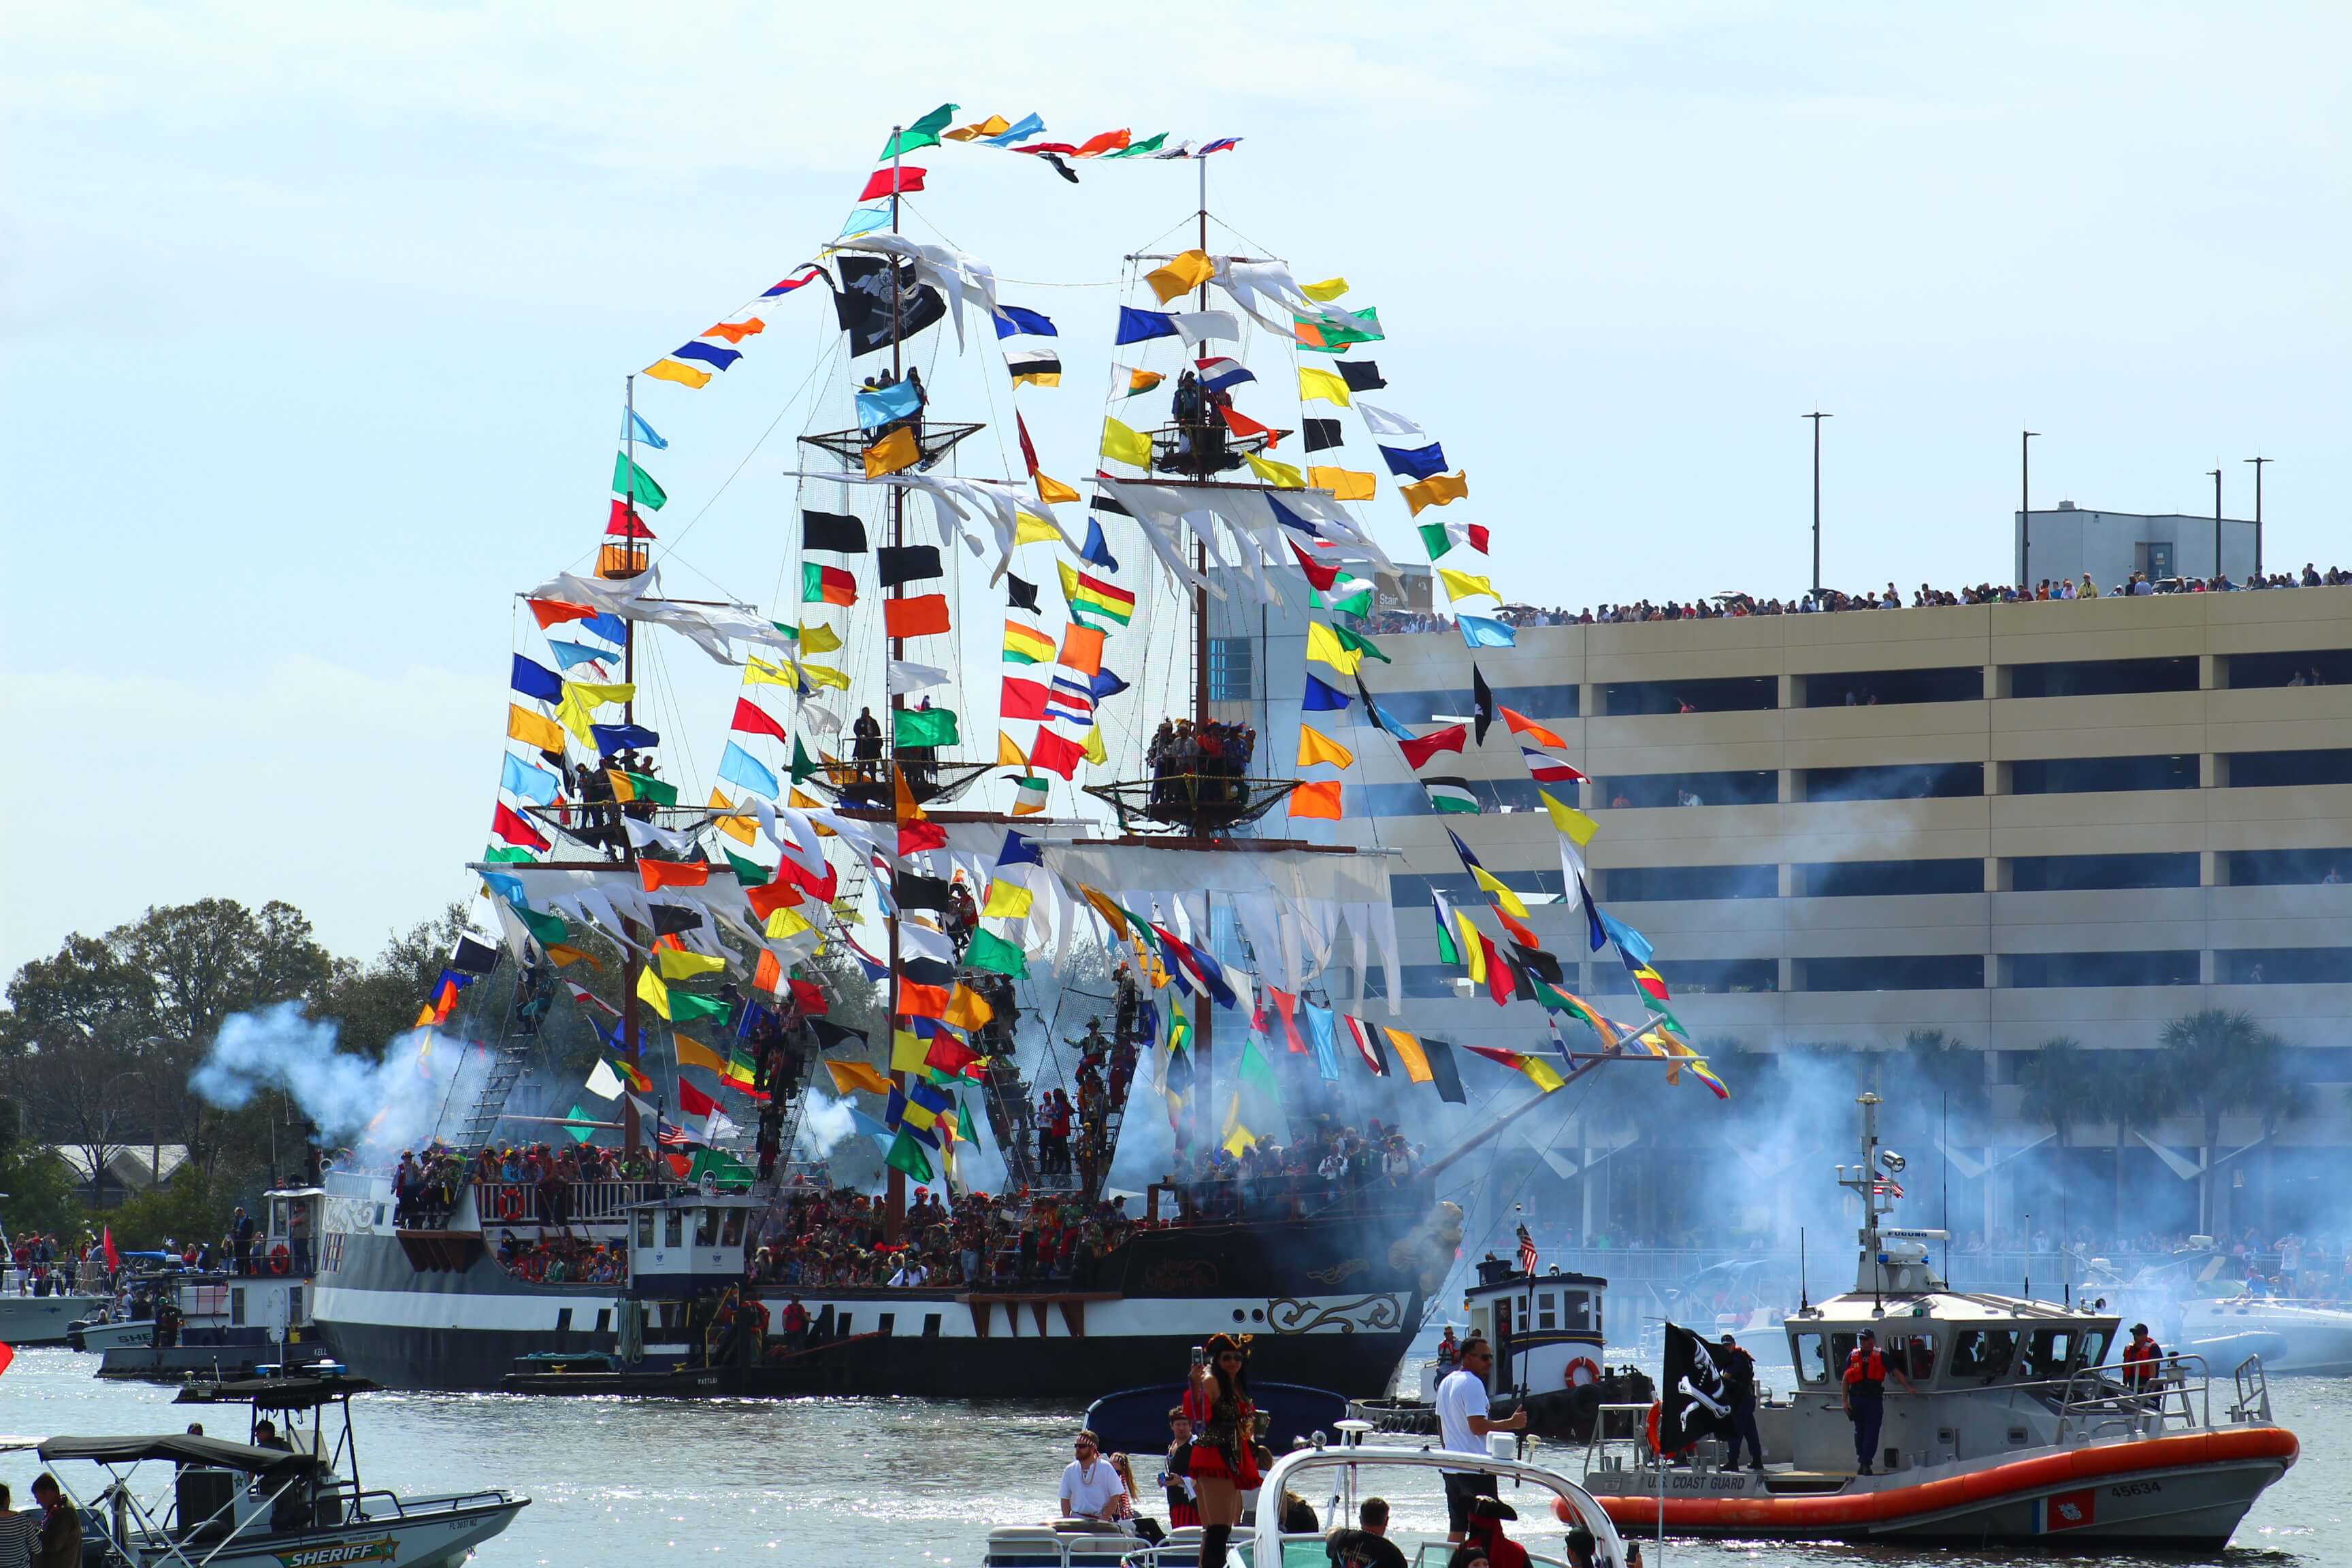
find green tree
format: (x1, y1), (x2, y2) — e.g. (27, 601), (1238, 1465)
(2088, 1049), (2181, 1244)
(0, 1096), (78, 1238)
(2157, 1009), (2278, 1234)
(2016, 1038), (2106, 1147)
(310, 904), (472, 1062)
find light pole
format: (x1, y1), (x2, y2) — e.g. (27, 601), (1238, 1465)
(2021, 431), (2040, 589)
(1806, 411), (1832, 596)
(2208, 469), (2223, 582)
(2245, 456), (2271, 578)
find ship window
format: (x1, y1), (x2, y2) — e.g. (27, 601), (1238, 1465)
(2015, 1328), (2077, 1383)
(1538, 1293), (1557, 1330)
(2080, 1329), (2110, 1369)
(664, 1211), (683, 1249)
(230, 1289), (246, 1327)
(1895, 1333), (1935, 1382)
(695, 1209), (720, 1247)
(720, 1210), (745, 1247)
(1565, 1292), (1594, 1334)
(1948, 1328), (2018, 1382)
(1790, 1333), (1830, 1387)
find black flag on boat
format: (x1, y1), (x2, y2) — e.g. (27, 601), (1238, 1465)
(833, 255), (947, 357)
(1661, 1322), (1731, 1452)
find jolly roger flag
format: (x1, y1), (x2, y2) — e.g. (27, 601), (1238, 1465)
(1472, 666), (1495, 745)
(833, 255), (947, 358)
(1661, 1322), (1733, 1452)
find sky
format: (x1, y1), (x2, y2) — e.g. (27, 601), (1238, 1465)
(3, 1), (2347, 978)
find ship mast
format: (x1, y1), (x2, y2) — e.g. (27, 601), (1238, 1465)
(619, 372), (645, 1153)
(1190, 155), (1216, 1155)
(883, 126), (909, 1242)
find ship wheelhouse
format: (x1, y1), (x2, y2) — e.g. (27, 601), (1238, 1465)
(1463, 1256), (1608, 1394)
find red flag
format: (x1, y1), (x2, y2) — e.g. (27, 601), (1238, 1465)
(884, 593), (953, 639)
(858, 165), (926, 199)
(1398, 724), (1467, 770)
(925, 1032), (981, 1077)
(1494, 906), (1543, 951)
(731, 698), (789, 741)
(1074, 129), (1131, 157)
(640, 860), (710, 892)
(1002, 677), (1051, 721)
(676, 1076), (717, 1117)
(491, 802), (551, 852)
(606, 499), (656, 539)
(898, 819), (949, 855)
(1268, 987), (1306, 1054)
(775, 855), (839, 903)
(1463, 523), (1492, 554)
(0, 1343), (14, 1379)
(745, 881), (803, 921)
(527, 598), (596, 629)
(1028, 727), (1087, 779)
(1220, 406), (1277, 448)
(1016, 412), (1043, 478)
(1288, 542), (1339, 592)
(1480, 932), (1513, 1007)
(788, 978), (829, 1015)
(103, 1226), (121, 1273)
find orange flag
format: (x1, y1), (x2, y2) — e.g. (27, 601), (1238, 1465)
(640, 860), (710, 892)
(1288, 781), (1344, 819)
(1057, 624), (1107, 678)
(885, 593), (953, 639)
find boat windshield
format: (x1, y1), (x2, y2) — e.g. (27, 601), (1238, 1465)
(1948, 1327), (2018, 1382)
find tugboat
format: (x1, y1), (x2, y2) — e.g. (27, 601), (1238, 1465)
(37, 1365), (526, 1567)
(90, 1188), (323, 1376)
(1574, 1092), (2300, 1546)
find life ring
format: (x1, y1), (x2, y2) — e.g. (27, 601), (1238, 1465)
(1565, 1356), (1601, 1388)
(496, 1187), (524, 1222)
(268, 1245), (291, 1276)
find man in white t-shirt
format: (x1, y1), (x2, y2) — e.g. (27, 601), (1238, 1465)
(1436, 1336), (1525, 1541)
(1059, 1430), (1128, 1522)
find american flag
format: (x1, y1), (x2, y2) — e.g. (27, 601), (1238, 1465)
(1516, 1226), (1539, 1275)
(1872, 1177), (1905, 1198)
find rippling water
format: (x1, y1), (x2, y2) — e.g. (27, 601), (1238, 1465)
(3, 1350), (2345, 1565)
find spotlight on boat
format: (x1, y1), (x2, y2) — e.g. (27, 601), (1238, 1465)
(1879, 1150), (1907, 1175)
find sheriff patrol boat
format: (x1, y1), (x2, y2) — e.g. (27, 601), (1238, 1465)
(1570, 1094), (2299, 1548)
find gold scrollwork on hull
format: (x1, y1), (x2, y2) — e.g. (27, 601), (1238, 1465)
(1305, 1258), (1369, 1287)
(1265, 1294), (1405, 1335)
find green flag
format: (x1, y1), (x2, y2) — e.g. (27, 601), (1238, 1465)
(790, 738), (819, 785)
(880, 103), (958, 159)
(725, 850), (770, 886)
(621, 770), (678, 806)
(667, 990), (730, 1024)
(962, 928), (1028, 978)
(1294, 307), (1382, 353)
(896, 706), (960, 749)
(513, 906), (568, 945)
(1417, 521), (1458, 559)
(611, 452), (668, 511)
(1432, 893), (1463, 966)
(562, 1104), (597, 1144)
(1334, 624), (1390, 664)
(484, 845), (539, 863)
(885, 1127), (936, 1182)
(1105, 132), (1169, 159)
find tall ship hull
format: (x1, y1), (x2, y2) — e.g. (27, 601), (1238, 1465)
(312, 1173), (1427, 1396)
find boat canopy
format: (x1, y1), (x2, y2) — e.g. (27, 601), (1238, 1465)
(173, 1372), (381, 1409)
(37, 1433), (320, 1476)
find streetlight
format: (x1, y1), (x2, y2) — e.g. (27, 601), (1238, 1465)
(1805, 411), (1832, 596)
(2208, 470), (2223, 582)
(2245, 457), (2272, 578)
(2020, 431), (2040, 589)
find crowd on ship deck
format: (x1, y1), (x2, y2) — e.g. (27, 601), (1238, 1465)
(1364, 562), (2352, 636)
(1145, 719), (1260, 811)
(493, 1228), (626, 1284)
(749, 1185), (1139, 1288)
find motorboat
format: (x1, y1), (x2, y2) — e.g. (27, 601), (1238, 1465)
(37, 1367), (526, 1568)
(2178, 1294), (2352, 1375)
(983, 1429), (1633, 1568)
(1566, 1092), (2298, 1547)
(0, 1267), (108, 1348)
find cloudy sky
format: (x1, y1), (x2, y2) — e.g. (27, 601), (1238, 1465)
(3, 1), (2345, 975)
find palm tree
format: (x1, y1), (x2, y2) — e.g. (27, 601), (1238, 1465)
(2093, 1049), (2183, 1245)
(2157, 1009), (2276, 1235)
(2016, 1039), (2110, 1236)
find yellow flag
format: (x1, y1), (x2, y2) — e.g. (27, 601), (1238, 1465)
(1309, 466), (1377, 501)
(1298, 365), (1352, 406)
(555, 680), (634, 747)
(1081, 724), (1107, 765)
(800, 662), (853, 691)
(764, 905), (814, 940)
(1382, 1026), (1433, 1083)
(642, 358), (711, 389)
(1403, 470), (1470, 516)
(1244, 452), (1305, 488)
(1439, 567), (1497, 602)
(708, 788), (756, 847)
(544, 944), (598, 969)
(1541, 790), (1599, 847)
(1303, 276), (1349, 302)
(825, 1058), (892, 1096)
(864, 425), (921, 478)
(996, 730), (1027, 767)
(796, 622), (844, 654)
(656, 947), (727, 981)
(891, 1030), (930, 1074)
(946, 114), (1012, 142)
(1034, 470), (1081, 505)
(1469, 864), (1531, 919)
(674, 1033), (729, 1073)
(1305, 621), (1363, 676)
(789, 786), (827, 815)
(634, 966), (672, 1021)
(506, 704), (565, 754)
(1100, 416), (1154, 468)
(1014, 510), (1060, 545)
(1221, 1103), (1258, 1156)
(1517, 1053), (1567, 1093)
(1145, 248), (1217, 304)
(983, 879), (1034, 919)
(1455, 911), (1488, 983)
(942, 983), (996, 1031)
(747, 655), (796, 686)
(1296, 723), (1356, 769)
(1079, 884), (1132, 939)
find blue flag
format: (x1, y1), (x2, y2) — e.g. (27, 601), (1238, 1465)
(855, 378), (925, 430)
(625, 408), (668, 450)
(1354, 676), (1416, 740)
(718, 740), (778, 800)
(1116, 307), (1180, 345)
(510, 655), (563, 704)
(1303, 672), (1353, 712)
(1081, 518), (1120, 571)
(1597, 909), (1654, 967)
(1301, 1004), (1341, 1082)
(1578, 876), (1607, 953)
(1269, 496), (1322, 537)
(546, 639), (617, 671)
(481, 871), (527, 910)
(983, 112), (1045, 147)
(590, 723), (658, 753)
(581, 612), (628, 646)
(501, 752), (563, 806)
(998, 828), (1044, 868)
(992, 306), (1058, 339)
(1457, 614), (1518, 649)
(1090, 668), (1130, 700)
(1378, 441), (1449, 480)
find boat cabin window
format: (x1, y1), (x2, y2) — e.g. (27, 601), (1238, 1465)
(1948, 1327), (2019, 1382)
(1537, 1292), (1557, 1330)
(636, 1211), (655, 1250)
(1790, 1332), (1831, 1386)
(1564, 1291), (1595, 1334)
(664, 1210), (684, 1249)
(1893, 1332), (1935, 1381)
(720, 1209), (745, 1247)
(2014, 1328), (2080, 1383)
(2079, 1328), (2110, 1369)
(694, 1209), (720, 1247)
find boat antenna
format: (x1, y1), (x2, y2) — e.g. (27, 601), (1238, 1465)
(1798, 1226), (1809, 1311)
(1940, 1091), (1950, 1286)
(2023, 1211), (2031, 1302)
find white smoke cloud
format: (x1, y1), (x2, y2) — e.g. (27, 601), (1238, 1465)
(192, 1000), (490, 1156)
(794, 1085), (855, 1160)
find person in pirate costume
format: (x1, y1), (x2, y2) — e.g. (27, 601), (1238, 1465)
(1180, 1333), (1260, 1568)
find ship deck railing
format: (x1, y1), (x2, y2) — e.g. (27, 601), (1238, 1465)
(2054, 1352), (2274, 1440)
(1142, 1174), (1433, 1226)
(461, 1179), (685, 1231)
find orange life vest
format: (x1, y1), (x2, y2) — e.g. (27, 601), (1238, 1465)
(1844, 1349), (1886, 1390)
